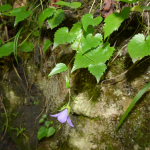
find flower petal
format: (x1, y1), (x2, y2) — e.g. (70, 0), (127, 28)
(57, 109), (68, 123)
(67, 115), (74, 127)
(50, 114), (59, 117)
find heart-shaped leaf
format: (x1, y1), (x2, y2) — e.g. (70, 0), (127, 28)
(0, 42), (14, 58)
(81, 13), (102, 32)
(47, 127), (55, 137)
(88, 63), (107, 83)
(39, 7), (55, 29)
(45, 121), (50, 127)
(53, 27), (76, 49)
(8, 7), (32, 26)
(19, 41), (34, 52)
(104, 7), (130, 40)
(37, 127), (48, 140)
(47, 9), (65, 29)
(0, 4), (12, 12)
(81, 33), (103, 53)
(127, 34), (150, 63)
(48, 63), (68, 77)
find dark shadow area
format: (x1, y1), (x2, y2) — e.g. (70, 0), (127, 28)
(126, 56), (150, 82)
(71, 68), (101, 102)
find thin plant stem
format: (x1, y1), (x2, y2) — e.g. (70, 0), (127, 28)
(89, 0), (96, 14)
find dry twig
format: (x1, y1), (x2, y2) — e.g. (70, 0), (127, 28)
(0, 95), (8, 141)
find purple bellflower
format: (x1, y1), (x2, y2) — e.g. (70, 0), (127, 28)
(50, 108), (74, 127)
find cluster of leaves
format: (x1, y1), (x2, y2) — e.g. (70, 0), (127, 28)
(38, 114), (55, 140)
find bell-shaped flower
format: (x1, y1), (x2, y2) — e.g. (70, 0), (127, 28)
(50, 108), (74, 127)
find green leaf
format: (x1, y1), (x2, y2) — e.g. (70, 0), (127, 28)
(71, 50), (93, 72)
(88, 42), (115, 64)
(53, 27), (76, 49)
(127, 34), (150, 63)
(88, 63), (106, 83)
(14, 27), (23, 63)
(71, 42), (114, 72)
(116, 82), (150, 131)
(0, 42), (14, 58)
(81, 13), (102, 32)
(131, 6), (143, 13)
(0, 4), (12, 12)
(104, 7), (130, 40)
(45, 121), (50, 127)
(19, 41), (34, 52)
(70, 23), (83, 50)
(47, 127), (55, 137)
(71, 96), (78, 101)
(47, 9), (65, 29)
(44, 40), (51, 53)
(66, 76), (70, 89)
(33, 30), (39, 37)
(39, 118), (45, 123)
(114, 0), (140, 3)
(39, 7), (55, 29)
(37, 127), (48, 140)
(142, 6), (150, 10)
(48, 63), (68, 77)
(81, 33), (103, 53)
(42, 114), (47, 119)
(50, 121), (53, 124)
(8, 7), (32, 26)
(0, 40), (1, 45)
(55, 1), (81, 9)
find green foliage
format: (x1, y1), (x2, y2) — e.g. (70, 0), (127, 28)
(48, 63), (68, 76)
(128, 34), (150, 63)
(34, 101), (39, 105)
(71, 96), (78, 101)
(16, 127), (26, 137)
(38, 116), (55, 140)
(19, 41), (34, 52)
(81, 33), (103, 53)
(44, 40), (51, 53)
(55, 1), (81, 9)
(47, 127), (55, 137)
(38, 7), (55, 29)
(47, 9), (65, 29)
(0, 42), (14, 58)
(0, 4), (12, 12)
(6, 7), (32, 26)
(42, 114), (47, 119)
(37, 127), (48, 140)
(104, 7), (130, 39)
(116, 82), (150, 131)
(14, 27), (24, 62)
(45, 121), (50, 127)
(53, 27), (76, 49)
(1, 0), (150, 135)
(81, 13), (102, 32)
(39, 118), (45, 123)
(142, 6), (150, 10)
(71, 42), (115, 83)
(66, 76), (70, 89)
(33, 30), (40, 37)
(131, 6), (143, 13)
(88, 63), (107, 83)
